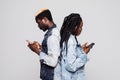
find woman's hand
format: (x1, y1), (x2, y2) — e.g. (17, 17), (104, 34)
(82, 42), (94, 54)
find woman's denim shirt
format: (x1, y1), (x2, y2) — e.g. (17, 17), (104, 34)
(61, 35), (88, 80)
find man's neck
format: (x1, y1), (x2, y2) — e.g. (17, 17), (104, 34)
(48, 21), (54, 28)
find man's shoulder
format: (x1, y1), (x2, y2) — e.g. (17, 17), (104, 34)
(51, 27), (60, 36)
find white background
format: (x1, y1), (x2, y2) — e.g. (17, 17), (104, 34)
(0, 0), (120, 80)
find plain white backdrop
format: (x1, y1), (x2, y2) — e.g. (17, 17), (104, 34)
(0, 0), (120, 80)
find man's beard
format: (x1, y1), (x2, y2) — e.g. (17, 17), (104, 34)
(40, 26), (48, 31)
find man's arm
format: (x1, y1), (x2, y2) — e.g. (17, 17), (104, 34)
(40, 34), (60, 67)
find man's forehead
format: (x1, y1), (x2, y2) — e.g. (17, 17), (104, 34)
(35, 8), (48, 17)
(36, 19), (42, 23)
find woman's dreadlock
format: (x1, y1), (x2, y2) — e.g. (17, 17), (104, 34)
(60, 13), (82, 48)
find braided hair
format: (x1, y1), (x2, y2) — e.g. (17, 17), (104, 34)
(60, 13), (82, 48)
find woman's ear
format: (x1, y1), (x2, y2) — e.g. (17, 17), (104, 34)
(74, 26), (78, 32)
(74, 26), (79, 35)
(75, 26), (78, 31)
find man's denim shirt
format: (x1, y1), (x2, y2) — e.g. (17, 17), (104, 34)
(40, 24), (61, 80)
(61, 35), (88, 80)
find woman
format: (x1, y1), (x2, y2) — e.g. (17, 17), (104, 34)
(60, 13), (93, 80)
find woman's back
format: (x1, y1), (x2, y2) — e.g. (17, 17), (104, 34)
(61, 35), (88, 80)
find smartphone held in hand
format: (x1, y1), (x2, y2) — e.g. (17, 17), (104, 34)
(87, 43), (95, 48)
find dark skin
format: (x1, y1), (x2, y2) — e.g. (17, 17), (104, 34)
(27, 18), (93, 55)
(26, 40), (41, 55)
(26, 17), (54, 55)
(75, 21), (93, 54)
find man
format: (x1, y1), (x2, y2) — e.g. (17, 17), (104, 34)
(27, 8), (61, 80)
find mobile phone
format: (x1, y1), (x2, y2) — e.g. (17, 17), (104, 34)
(87, 43), (95, 48)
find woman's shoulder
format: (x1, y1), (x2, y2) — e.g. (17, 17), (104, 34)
(68, 35), (77, 45)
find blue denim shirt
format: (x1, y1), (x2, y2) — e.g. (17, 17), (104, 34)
(61, 35), (88, 80)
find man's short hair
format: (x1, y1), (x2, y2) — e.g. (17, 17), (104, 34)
(35, 9), (53, 22)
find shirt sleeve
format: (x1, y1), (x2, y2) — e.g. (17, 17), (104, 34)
(65, 38), (88, 72)
(40, 30), (60, 67)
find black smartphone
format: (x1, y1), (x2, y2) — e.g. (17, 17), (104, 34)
(87, 43), (95, 48)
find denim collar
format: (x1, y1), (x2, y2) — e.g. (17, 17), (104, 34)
(45, 24), (56, 36)
(48, 24), (56, 31)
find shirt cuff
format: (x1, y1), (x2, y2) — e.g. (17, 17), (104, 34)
(40, 52), (46, 60)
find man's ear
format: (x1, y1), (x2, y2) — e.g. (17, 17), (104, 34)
(42, 17), (47, 23)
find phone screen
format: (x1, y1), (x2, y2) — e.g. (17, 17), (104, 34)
(87, 43), (95, 48)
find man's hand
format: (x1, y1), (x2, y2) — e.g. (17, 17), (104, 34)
(82, 42), (94, 54)
(26, 40), (42, 55)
